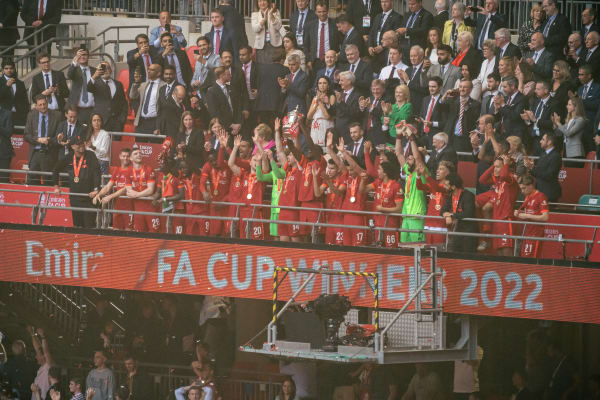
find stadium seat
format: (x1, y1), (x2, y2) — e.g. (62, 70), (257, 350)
(117, 69), (130, 95)
(186, 46), (198, 71)
(577, 194), (600, 212)
(10, 160), (27, 184)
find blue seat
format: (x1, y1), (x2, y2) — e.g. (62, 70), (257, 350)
(577, 194), (600, 212)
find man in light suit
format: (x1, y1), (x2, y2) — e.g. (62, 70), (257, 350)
(129, 64), (165, 135)
(465, 0), (506, 51)
(190, 36), (222, 93)
(53, 104), (86, 162)
(87, 62), (128, 133)
(304, 1), (341, 73)
(66, 47), (97, 125)
(150, 11), (187, 49)
(422, 44), (461, 95)
(337, 14), (368, 63)
(280, 54), (309, 115)
(368, 0), (403, 58)
(289, 0), (317, 47)
(524, 32), (555, 81)
(340, 44), (373, 97)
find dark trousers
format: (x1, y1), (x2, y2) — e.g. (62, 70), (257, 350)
(70, 196), (97, 228)
(135, 117), (158, 141)
(448, 231), (477, 253)
(0, 158), (11, 183)
(24, 26), (56, 68)
(28, 150), (54, 185)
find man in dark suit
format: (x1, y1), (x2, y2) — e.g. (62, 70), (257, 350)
(159, 86), (187, 139)
(206, 9), (236, 59)
(87, 62), (128, 133)
(279, 54), (309, 115)
(577, 64), (600, 153)
(524, 32), (555, 81)
(494, 28), (521, 60)
(336, 14), (368, 63)
(427, 132), (457, 176)
(312, 50), (340, 95)
(289, 0), (317, 47)
(53, 104), (86, 162)
(158, 65), (180, 107)
(30, 53), (69, 113)
(66, 47), (97, 125)
(417, 76), (447, 144)
(399, 45), (428, 115)
(127, 33), (161, 90)
(368, 0), (403, 58)
(0, 107), (14, 183)
(480, 72), (501, 115)
(465, 0), (506, 51)
(442, 79), (481, 152)
(24, 95), (62, 185)
(580, 8), (600, 42)
(432, 0), (449, 31)
(521, 80), (556, 154)
(442, 173), (478, 252)
(304, 1), (341, 73)
(158, 33), (193, 88)
(361, 79), (386, 146)
(334, 70), (364, 142)
(525, 133), (562, 202)
(494, 76), (529, 141)
(371, 30), (401, 75)
(345, 122), (367, 167)
(340, 44), (373, 96)
(346, 0), (383, 39)
(395, 0), (433, 58)
(0, 0), (20, 57)
(218, 0), (249, 49)
(540, 0), (571, 60)
(20, 0), (62, 68)
(0, 60), (29, 126)
(255, 53), (289, 126)
(239, 45), (259, 134)
(206, 67), (242, 135)
(577, 31), (600, 80)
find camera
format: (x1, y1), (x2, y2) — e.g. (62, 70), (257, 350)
(193, 49), (199, 55)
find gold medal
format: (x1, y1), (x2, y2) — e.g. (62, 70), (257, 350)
(73, 177), (79, 183)
(304, 181), (309, 187)
(247, 193), (253, 200)
(435, 204), (441, 210)
(350, 196), (356, 203)
(214, 189), (219, 196)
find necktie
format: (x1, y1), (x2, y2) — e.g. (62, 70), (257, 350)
(424, 97), (435, 133)
(367, 98), (378, 128)
(411, 67), (418, 81)
(166, 84), (172, 98)
(350, 64), (356, 73)
(533, 51), (540, 63)
(440, 65), (445, 76)
(44, 74), (51, 102)
(215, 30), (221, 54)
(457, 98), (465, 135)
(81, 68), (89, 103)
(534, 100), (543, 120)
(144, 54), (150, 68)
(143, 81), (154, 115)
(290, 72), (295, 83)
(40, 115), (46, 138)
(586, 49), (593, 62)
(543, 16), (552, 37)
(479, 17), (490, 49)
(353, 143), (359, 156)
(582, 84), (589, 99)
(298, 11), (305, 33)
(344, 92), (349, 103)
(68, 124), (73, 139)
(388, 65), (396, 80)
(506, 95), (512, 106)
(319, 23), (326, 60)
(38, 0), (44, 19)
(223, 86), (232, 110)
(407, 13), (415, 28)
(169, 54), (175, 66)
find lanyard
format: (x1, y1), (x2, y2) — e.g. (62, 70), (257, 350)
(132, 167), (145, 189)
(73, 154), (84, 182)
(452, 189), (463, 214)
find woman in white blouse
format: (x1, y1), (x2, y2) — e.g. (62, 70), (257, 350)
(453, 63), (482, 101)
(251, 0), (283, 64)
(476, 39), (497, 94)
(87, 113), (110, 175)
(425, 27), (443, 65)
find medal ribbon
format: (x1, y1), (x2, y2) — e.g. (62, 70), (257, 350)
(132, 167), (145, 190)
(452, 189), (463, 214)
(72, 154), (84, 181)
(247, 173), (257, 199)
(210, 168), (220, 192)
(349, 175), (359, 200)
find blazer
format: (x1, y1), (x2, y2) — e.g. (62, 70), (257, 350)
(346, 139), (366, 167)
(87, 77), (128, 131)
(126, 47), (161, 89)
(149, 25), (187, 49)
(0, 108), (14, 160)
(433, 10), (448, 31)
(346, 0), (383, 37)
(419, 95), (447, 137)
(52, 120), (86, 161)
(557, 117), (586, 158)
(442, 20), (475, 48)
(405, 64), (428, 115)
(496, 42), (522, 60)
(176, 130), (205, 167)
(427, 144), (458, 178)
(129, 79), (167, 126)
(578, 47), (600, 80)
(289, 9), (318, 38)
(441, 188), (478, 233)
(255, 63), (289, 113)
(541, 13), (571, 59)
(580, 23), (600, 42)
(339, 28), (368, 64)
(577, 81), (600, 124)
(403, 8), (434, 50)
(251, 10), (283, 49)
(66, 63), (97, 107)
(423, 63), (462, 95)
(528, 96), (556, 137)
(240, 61), (260, 109)
(443, 96), (481, 152)
(20, 0), (61, 26)
(205, 83), (242, 129)
(457, 46), (483, 78)
(30, 70), (69, 111)
(526, 48), (555, 80)
(220, 3), (249, 48)
(23, 109), (62, 161)
(283, 69), (309, 114)
(0, 75), (29, 125)
(304, 19), (341, 64)
(364, 97), (386, 146)
(341, 60), (373, 97)
(0, 0), (20, 45)
(466, 12), (506, 49)
(205, 26), (236, 58)
(368, 11), (404, 47)
(158, 96), (185, 139)
(495, 91), (529, 139)
(531, 147), (562, 202)
(159, 49), (193, 87)
(334, 89), (364, 142)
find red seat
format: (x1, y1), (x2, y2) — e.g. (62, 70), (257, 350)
(117, 69), (130, 97)
(10, 160), (27, 184)
(186, 46), (198, 71)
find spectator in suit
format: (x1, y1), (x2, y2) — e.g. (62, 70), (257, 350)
(399, 45), (428, 114)
(0, 0), (20, 57)
(360, 79), (387, 146)
(304, 1), (341, 74)
(524, 133), (562, 201)
(176, 111), (205, 168)
(303, 2), (339, 74)
(158, 65), (179, 107)
(432, 0), (449, 31)
(255, 52), (289, 126)
(283, 32), (307, 72)
(577, 65), (600, 131)
(371, 31), (401, 75)
(368, 0), (403, 61)
(150, 10), (187, 49)
(20, 0), (62, 68)
(493, 75), (529, 140)
(289, 0), (317, 48)
(379, 47), (409, 101)
(540, 0), (571, 60)
(423, 44), (461, 95)
(218, 0), (249, 49)
(417, 76), (447, 143)
(0, 107), (14, 183)
(24, 95), (62, 185)
(494, 27), (521, 60)
(341, 44), (373, 97)
(396, 0), (434, 57)
(53, 104), (85, 163)
(127, 34), (161, 90)
(206, 66), (242, 135)
(313, 49), (340, 95)
(159, 85), (187, 139)
(451, 31), (483, 78)
(477, 39), (497, 93)
(580, 8), (600, 41)
(345, 122), (367, 167)
(206, 8), (236, 60)
(251, 0), (283, 65)
(129, 63), (165, 135)
(427, 132), (457, 175)
(480, 72), (501, 115)
(67, 47), (96, 125)
(191, 36), (222, 95)
(158, 32), (193, 87)
(337, 14), (367, 64)
(578, 31), (600, 80)
(442, 78), (481, 152)
(442, 173), (478, 252)
(88, 62), (128, 133)
(524, 32), (555, 81)
(279, 54), (309, 114)
(553, 97), (586, 167)
(442, 2), (475, 55)
(565, 33), (585, 75)
(334, 70), (363, 142)
(346, 0), (383, 40)
(465, 0), (506, 51)
(239, 45), (259, 133)
(521, 80), (555, 153)
(30, 53), (69, 113)
(0, 60), (29, 126)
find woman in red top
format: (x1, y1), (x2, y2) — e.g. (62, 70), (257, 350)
(415, 160), (454, 245)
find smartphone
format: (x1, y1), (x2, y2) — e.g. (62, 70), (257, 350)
(80, 43), (87, 51)
(193, 49), (199, 55)
(99, 64), (106, 71)
(164, 23), (171, 32)
(468, 6), (480, 12)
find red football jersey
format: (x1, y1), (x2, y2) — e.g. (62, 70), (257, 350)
(157, 172), (185, 211)
(417, 175), (448, 224)
(298, 156), (326, 202)
(341, 173), (367, 211)
(321, 172), (348, 211)
(520, 190), (549, 237)
(278, 166), (302, 207)
(110, 167), (130, 190)
(480, 164), (519, 220)
(245, 172), (265, 205)
(371, 178), (403, 210)
(183, 173), (204, 214)
(125, 165), (156, 192)
(200, 162), (231, 202)
(228, 170), (247, 203)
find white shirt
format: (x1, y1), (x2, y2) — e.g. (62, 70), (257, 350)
(90, 129), (110, 161)
(242, 62), (255, 99)
(141, 79), (160, 118)
(212, 27), (224, 52)
(37, 0), (48, 17)
(499, 42), (510, 57)
(477, 56), (496, 89)
(74, 64), (95, 107)
(32, 363), (50, 400)
(316, 21), (331, 56)
(41, 72), (59, 110)
(379, 62), (409, 80)
(103, 78), (116, 97)
(342, 87), (354, 102)
(424, 94), (440, 127)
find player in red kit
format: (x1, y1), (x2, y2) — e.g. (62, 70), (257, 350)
(125, 146), (160, 233)
(415, 160), (454, 245)
(93, 148), (133, 230)
(359, 161), (403, 247)
(514, 174), (550, 258)
(180, 159), (207, 236)
(153, 158), (185, 234)
(313, 158), (347, 245)
(479, 155), (519, 256)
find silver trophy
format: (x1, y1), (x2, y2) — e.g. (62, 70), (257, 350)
(282, 105), (301, 140)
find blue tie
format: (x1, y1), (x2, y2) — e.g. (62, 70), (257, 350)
(143, 81), (154, 115)
(81, 68), (89, 103)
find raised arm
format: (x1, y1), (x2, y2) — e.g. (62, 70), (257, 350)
(227, 136), (243, 176)
(326, 132), (346, 172)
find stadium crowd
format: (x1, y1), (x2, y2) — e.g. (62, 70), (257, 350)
(1, 0), (600, 257)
